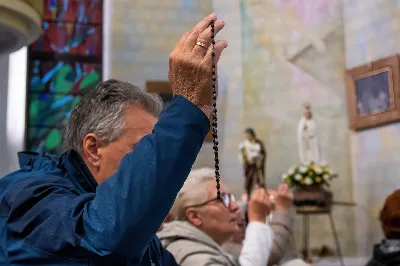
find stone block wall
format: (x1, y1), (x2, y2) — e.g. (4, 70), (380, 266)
(344, 0), (400, 257)
(111, 0), (212, 88)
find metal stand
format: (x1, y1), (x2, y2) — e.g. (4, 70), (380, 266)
(328, 212), (345, 266)
(298, 207), (345, 266)
(303, 215), (310, 260)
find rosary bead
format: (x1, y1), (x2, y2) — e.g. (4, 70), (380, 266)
(210, 21), (220, 199)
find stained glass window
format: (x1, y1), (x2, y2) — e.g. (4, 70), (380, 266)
(26, 0), (103, 155)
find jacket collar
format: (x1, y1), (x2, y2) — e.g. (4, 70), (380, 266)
(159, 221), (223, 252)
(17, 150), (98, 193)
(158, 221), (237, 265)
(60, 150), (98, 193)
(17, 151), (40, 168)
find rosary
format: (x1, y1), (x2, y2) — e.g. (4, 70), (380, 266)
(210, 20), (221, 199)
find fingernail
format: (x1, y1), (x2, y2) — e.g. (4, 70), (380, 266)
(209, 13), (217, 19)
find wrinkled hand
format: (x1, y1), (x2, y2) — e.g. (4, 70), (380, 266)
(248, 188), (274, 223)
(168, 13), (228, 118)
(275, 183), (294, 210)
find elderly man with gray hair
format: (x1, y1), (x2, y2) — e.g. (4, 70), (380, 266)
(158, 167), (275, 266)
(0, 13), (228, 266)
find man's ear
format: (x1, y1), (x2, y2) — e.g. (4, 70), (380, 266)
(82, 133), (101, 167)
(186, 208), (203, 227)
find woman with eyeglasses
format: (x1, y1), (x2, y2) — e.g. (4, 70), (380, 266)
(157, 167), (274, 266)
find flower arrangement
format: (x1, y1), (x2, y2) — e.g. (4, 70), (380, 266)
(281, 162), (337, 188)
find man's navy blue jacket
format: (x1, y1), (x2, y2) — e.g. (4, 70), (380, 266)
(0, 96), (210, 265)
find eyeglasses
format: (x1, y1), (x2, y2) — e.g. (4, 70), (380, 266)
(188, 192), (236, 209)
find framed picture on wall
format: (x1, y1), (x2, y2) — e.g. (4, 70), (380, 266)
(345, 55), (400, 131)
(146, 80), (213, 141)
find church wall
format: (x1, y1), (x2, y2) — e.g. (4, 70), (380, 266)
(110, 0), (217, 172)
(213, 0), (357, 256)
(109, 0), (400, 257)
(111, 0), (212, 88)
(344, 0), (400, 257)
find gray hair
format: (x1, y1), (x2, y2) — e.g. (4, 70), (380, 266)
(63, 79), (163, 152)
(170, 167), (216, 221)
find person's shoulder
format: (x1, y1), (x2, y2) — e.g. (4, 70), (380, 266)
(165, 238), (221, 265)
(5, 169), (72, 189)
(180, 252), (234, 266)
(0, 165), (79, 206)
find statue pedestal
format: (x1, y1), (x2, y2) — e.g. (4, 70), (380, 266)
(293, 187), (333, 213)
(293, 187), (344, 266)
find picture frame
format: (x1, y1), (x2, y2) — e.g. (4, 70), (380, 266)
(345, 55), (400, 131)
(145, 81), (213, 141)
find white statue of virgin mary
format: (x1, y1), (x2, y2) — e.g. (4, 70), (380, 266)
(297, 103), (321, 164)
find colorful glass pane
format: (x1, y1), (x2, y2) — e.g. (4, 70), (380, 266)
(43, 0), (103, 24)
(31, 22), (102, 56)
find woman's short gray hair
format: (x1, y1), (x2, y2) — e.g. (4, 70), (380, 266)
(170, 167), (216, 221)
(63, 79), (163, 152)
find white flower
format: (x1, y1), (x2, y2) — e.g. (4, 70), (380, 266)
(315, 166), (322, 174)
(324, 168), (331, 174)
(299, 166), (307, 173)
(323, 174), (330, 181)
(304, 177), (313, 185)
(288, 168), (295, 175)
(281, 173), (288, 180)
(294, 174), (302, 181)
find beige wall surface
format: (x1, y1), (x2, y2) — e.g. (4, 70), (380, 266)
(111, 0), (400, 257)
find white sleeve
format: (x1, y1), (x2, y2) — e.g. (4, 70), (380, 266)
(281, 259), (310, 266)
(239, 142), (244, 150)
(238, 221), (274, 266)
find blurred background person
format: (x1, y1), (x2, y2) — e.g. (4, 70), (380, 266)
(223, 184), (310, 266)
(366, 189), (400, 266)
(158, 167), (274, 266)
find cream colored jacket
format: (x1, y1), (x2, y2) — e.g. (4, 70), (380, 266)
(157, 220), (273, 266)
